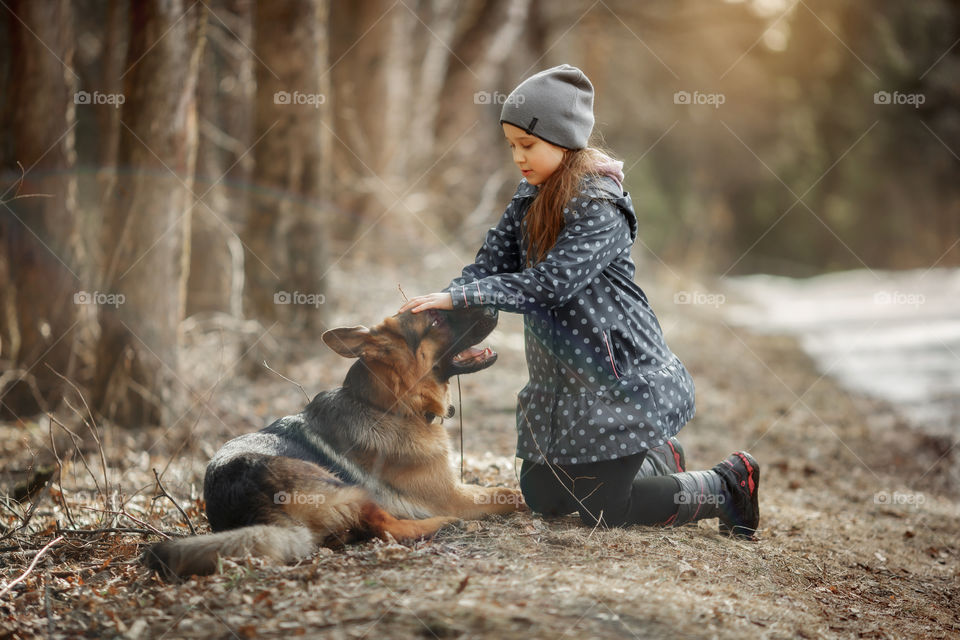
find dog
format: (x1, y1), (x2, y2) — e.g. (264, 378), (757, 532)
(144, 306), (524, 579)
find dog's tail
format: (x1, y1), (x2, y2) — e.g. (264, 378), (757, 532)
(143, 468), (372, 579)
(143, 492), (458, 579)
(143, 524), (315, 579)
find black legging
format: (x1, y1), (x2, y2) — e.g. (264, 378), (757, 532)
(519, 452), (681, 527)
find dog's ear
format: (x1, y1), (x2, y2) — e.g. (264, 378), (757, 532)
(322, 326), (371, 358)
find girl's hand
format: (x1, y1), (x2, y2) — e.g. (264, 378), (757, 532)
(398, 292), (453, 314)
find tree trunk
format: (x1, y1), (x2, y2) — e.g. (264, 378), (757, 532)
(0, 0), (80, 418)
(406, 0), (458, 172)
(432, 0), (530, 236)
(327, 0), (394, 241)
(242, 0), (326, 332)
(96, 0), (126, 206)
(92, 1), (206, 426)
(186, 0), (247, 317)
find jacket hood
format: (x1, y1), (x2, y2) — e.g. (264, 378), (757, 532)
(586, 175), (638, 243)
(512, 175), (637, 243)
(593, 154), (624, 188)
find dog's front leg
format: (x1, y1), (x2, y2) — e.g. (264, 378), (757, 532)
(383, 456), (525, 519)
(445, 483), (526, 518)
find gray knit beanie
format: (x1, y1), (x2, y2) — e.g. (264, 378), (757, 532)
(499, 64), (594, 150)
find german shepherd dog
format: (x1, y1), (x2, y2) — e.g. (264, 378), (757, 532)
(145, 306), (523, 579)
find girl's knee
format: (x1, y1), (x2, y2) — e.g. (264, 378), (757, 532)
(577, 497), (629, 528)
(520, 484), (575, 516)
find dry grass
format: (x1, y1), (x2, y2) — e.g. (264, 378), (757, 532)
(1, 257), (958, 639)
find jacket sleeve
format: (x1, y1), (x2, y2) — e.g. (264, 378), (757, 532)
(443, 199), (523, 293)
(449, 197), (631, 313)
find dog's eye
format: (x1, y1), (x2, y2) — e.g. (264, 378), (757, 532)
(431, 317), (440, 328)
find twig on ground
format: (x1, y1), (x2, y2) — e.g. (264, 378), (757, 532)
(44, 584), (53, 637)
(49, 367), (111, 507)
(0, 490), (46, 542)
(0, 497), (23, 521)
(0, 535), (64, 599)
(47, 413), (102, 499)
(262, 360), (310, 402)
(586, 509), (605, 541)
(79, 506), (169, 539)
(151, 468), (197, 535)
(0, 544), (39, 554)
(56, 527), (160, 537)
(46, 415), (77, 529)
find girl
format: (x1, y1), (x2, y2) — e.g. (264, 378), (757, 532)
(399, 65), (760, 538)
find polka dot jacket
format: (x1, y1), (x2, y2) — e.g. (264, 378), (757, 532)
(446, 175), (696, 465)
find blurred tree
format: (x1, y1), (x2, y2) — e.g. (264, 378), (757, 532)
(327, 0), (394, 241)
(325, 0), (531, 261)
(1, 0), (958, 427)
(96, 0), (125, 207)
(727, 0), (960, 273)
(0, 0), (80, 417)
(241, 0), (327, 332)
(187, 0), (252, 318)
(92, 0), (206, 426)
(433, 0), (531, 237)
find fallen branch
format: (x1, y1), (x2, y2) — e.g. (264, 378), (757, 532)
(46, 415), (77, 529)
(47, 413), (101, 499)
(0, 496), (23, 520)
(79, 506), (169, 539)
(151, 468), (197, 535)
(0, 489), (46, 542)
(48, 366), (110, 506)
(56, 527), (160, 537)
(0, 535), (64, 599)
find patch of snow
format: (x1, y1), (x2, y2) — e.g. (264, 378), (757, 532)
(724, 268), (960, 434)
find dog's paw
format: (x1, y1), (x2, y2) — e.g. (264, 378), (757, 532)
(488, 487), (525, 514)
(509, 489), (529, 513)
(427, 516), (464, 538)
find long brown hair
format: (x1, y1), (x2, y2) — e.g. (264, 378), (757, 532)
(523, 146), (614, 266)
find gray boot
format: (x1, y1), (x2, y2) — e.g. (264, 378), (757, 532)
(637, 437), (686, 478)
(668, 451), (761, 539)
(668, 469), (727, 526)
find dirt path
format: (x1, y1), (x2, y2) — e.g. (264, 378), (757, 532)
(1, 257), (958, 639)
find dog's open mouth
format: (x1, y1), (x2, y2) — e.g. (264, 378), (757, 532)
(450, 345), (498, 373)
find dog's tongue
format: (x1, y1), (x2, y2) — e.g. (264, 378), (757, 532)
(453, 346), (493, 363)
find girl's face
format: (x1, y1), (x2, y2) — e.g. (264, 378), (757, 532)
(502, 122), (566, 186)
